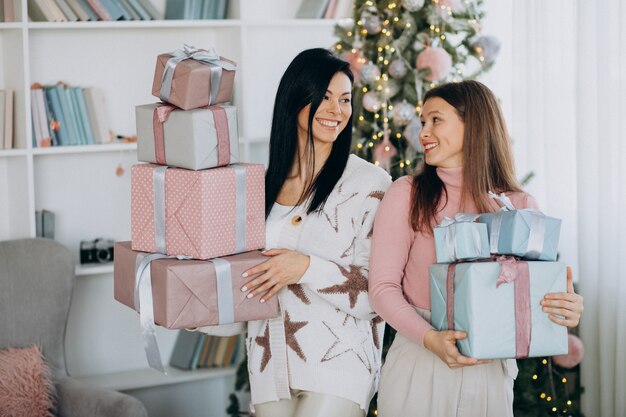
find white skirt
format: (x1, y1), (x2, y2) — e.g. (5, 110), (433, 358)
(377, 308), (517, 417)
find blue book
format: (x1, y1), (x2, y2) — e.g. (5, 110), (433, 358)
(40, 88), (59, 146)
(98, 0), (125, 20)
(71, 87), (95, 145)
(200, 0), (210, 19)
(59, 86), (82, 145)
(127, 0), (150, 20)
(76, 0), (99, 20)
(169, 331), (203, 370)
(164, 0), (185, 19)
(44, 87), (70, 146)
(216, 0), (227, 19)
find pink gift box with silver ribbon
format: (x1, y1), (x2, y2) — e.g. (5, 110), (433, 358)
(131, 163), (265, 260)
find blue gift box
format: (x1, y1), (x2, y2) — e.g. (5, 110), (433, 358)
(434, 214), (490, 263)
(430, 260), (568, 360)
(478, 210), (561, 261)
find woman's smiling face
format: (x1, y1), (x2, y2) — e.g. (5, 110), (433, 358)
(419, 96), (465, 168)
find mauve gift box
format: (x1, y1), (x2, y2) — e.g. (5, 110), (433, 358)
(131, 163), (265, 260)
(136, 103), (239, 170)
(114, 242), (279, 329)
(151, 51), (236, 110)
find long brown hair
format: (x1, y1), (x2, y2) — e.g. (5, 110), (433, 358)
(411, 80), (522, 233)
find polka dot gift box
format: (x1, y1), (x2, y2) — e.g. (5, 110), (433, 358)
(131, 162), (265, 260)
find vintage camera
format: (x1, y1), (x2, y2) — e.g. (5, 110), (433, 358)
(80, 238), (115, 264)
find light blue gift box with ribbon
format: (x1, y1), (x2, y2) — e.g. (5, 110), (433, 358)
(430, 258), (568, 360)
(434, 214), (491, 263)
(478, 192), (561, 261)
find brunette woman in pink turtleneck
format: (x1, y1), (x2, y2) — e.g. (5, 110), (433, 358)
(369, 80), (584, 417)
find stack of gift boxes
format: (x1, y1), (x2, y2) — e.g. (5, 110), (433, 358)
(429, 192), (568, 360)
(112, 45), (278, 371)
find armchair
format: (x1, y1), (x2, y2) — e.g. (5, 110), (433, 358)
(0, 238), (148, 417)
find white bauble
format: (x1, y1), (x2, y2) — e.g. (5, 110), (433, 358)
(360, 62), (381, 84)
(392, 101), (416, 127)
(401, 0), (425, 12)
(388, 59), (409, 79)
(362, 91), (382, 112)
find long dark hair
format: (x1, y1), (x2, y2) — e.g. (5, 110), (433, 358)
(411, 80), (522, 233)
(265, 48), (354, 216)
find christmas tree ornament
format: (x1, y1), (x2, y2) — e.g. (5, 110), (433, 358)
(388, 59), (409, 79)
(403, 116), (422, 150)
(470, 35), (501, 64)
(361, 9), (382, 35)
(552, 334), (585, 369)
(360, 62), (381, 84)
(362, 91), (382, 112)
(416, 46), (452, 81)
(401, 0), (425, 12)
(392, 101), (416, 127)
(341, 50), (366, 84)
(115, 163), (125, 177)
(379, 79), (401, 99)
(439, 0), (465, 13)
(373, 136), (397, 171)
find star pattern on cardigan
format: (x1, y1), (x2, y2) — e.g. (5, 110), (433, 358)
(284, 310), (308, 362)
(371, 316), (384, 349)
(367, 190), (385, 200)
(320, 185), (358, 232)
(320, 319), (372, 373)
(288, 284), (311, 305)
(255, 323), (272, 373)
(318, 264), (368, 309)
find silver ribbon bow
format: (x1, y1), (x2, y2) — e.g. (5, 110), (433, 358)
(134, 253), (236, 373)
(438, 213), (483, 262)
(487, 191), (546, 258)
(159, 44), (237, 105)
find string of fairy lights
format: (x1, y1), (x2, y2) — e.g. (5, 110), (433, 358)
(332, 0), (496, 177)
(530, 357), (577, 415)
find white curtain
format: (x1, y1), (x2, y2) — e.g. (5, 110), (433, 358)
(577, 1), (626, 416)
(483, 0), (626, 414)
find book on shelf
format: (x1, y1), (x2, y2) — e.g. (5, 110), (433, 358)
(35, 210), (55, 239)
(295, 0), (330, 18)
(165, 0), (227, 20)
(65, 0), (91, 21)
(55, 0), (80, 21)
(2, 0), (15, 22)
(169, 330), (204, 370)
(33, 83), (110, 147)
(1, 89), (14, 150)
(332, 0), (353, 18)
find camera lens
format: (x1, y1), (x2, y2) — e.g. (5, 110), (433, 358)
(96, 249), (111, 263)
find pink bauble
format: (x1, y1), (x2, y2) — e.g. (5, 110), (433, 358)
(374, 137), (397, 171)
(553, 334), (585, 368)
(416, 47), (452, 81)
(341, 50), (365, 84)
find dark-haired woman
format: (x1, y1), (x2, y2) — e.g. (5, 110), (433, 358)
(369, 80), (583, 416)
(239, 48), (391, 417)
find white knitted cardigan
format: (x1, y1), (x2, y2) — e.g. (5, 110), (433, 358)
(247, 154), (392, 410)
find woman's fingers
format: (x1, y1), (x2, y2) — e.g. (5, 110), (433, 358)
(243, 271), (274, 297)
(241, 259), (272, 280)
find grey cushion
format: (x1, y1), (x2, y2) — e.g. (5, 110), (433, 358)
(0, 238), (148, 417)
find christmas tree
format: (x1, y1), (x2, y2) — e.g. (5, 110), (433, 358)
(333, 0), (500, 179)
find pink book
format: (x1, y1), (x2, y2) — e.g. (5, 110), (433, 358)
(85, 0), (110, 20)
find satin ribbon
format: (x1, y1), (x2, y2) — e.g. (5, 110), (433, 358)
(445, 256), (532, 359)
(152, 104), (176, 165)
(437, 213), (483, 262)
(486, 191), (547, 259)
(151, 164), (247, 255)
(151, 104), (231, 167)
(134, 251), (175, 373)
(159, 44), (236, 105)
(134, 253), (236, 372)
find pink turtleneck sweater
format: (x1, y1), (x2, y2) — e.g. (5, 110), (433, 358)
(369, 166), (539, 346)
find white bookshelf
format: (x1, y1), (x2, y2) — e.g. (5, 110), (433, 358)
(0, 0), (340, 415)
